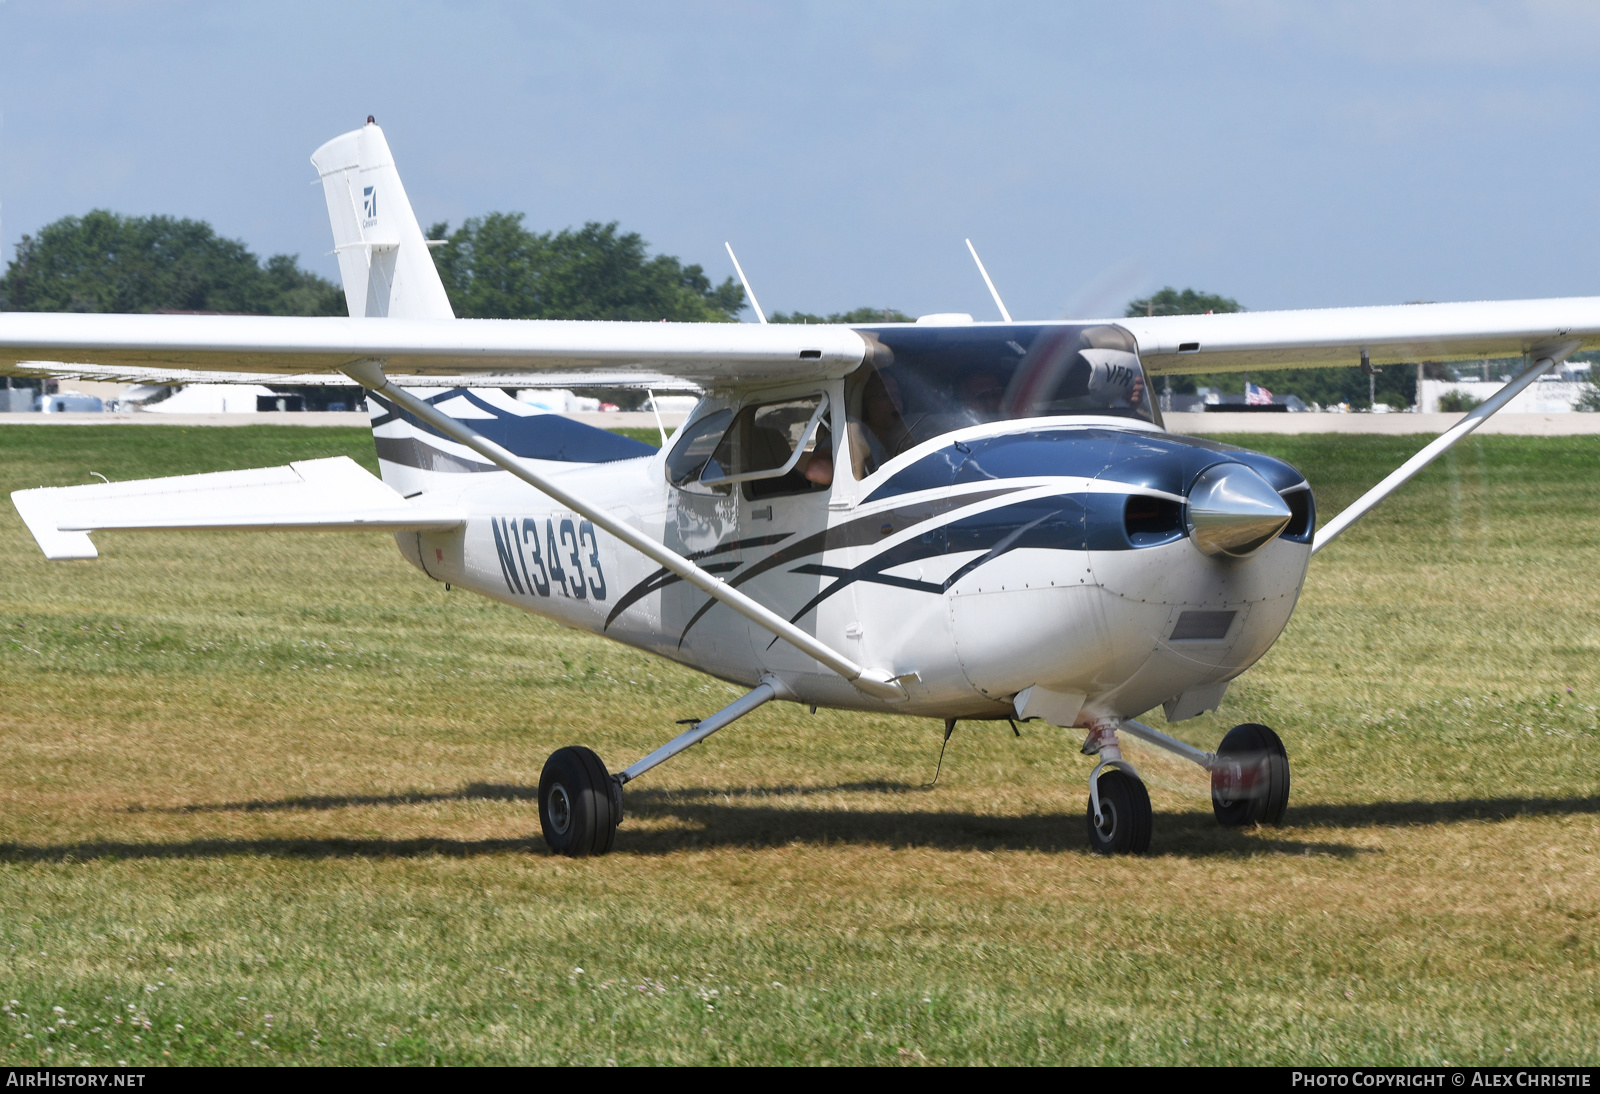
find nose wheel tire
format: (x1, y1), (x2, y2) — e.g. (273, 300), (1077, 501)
(1211, 722), (1290, 827)
(1086, 769), (1152, 855)
(539, 745), (621, 857)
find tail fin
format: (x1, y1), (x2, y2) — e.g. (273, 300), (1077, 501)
(311, 120), (454, 319)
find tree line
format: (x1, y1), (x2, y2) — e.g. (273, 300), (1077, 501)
(0, 210), (345, 316)
(0, 210), (926, 329)
(0, 209), (751, 323)
(426, 213), (745, 322)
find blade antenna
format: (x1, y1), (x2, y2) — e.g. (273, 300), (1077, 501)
(965, 238), (1012, 322)
(724, 242), (767, 324)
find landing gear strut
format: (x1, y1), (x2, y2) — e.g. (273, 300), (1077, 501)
(1083, 717), (1293, 854)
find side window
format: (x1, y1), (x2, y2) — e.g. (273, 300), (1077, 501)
(666, 396), (833, 498)
(735, 396), (831, 500)
(665, 408), (734, 489)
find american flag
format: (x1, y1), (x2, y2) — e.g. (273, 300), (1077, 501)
(1245, 382), (1274, 406)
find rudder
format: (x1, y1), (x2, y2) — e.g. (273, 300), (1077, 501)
(311, 119), (454, 319)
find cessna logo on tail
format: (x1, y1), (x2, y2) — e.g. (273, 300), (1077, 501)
(362, 186), (377, 220)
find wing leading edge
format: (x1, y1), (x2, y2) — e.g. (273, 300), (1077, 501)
(0, 360), (702, 391)
(6, 298), (1599, 391)
(0, 312), (867, 388)
(1120, 296), (1600, 374)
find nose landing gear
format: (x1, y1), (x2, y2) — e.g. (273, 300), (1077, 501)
(1086, 768), (1153, 855)
(1080, 723), (1153, 855)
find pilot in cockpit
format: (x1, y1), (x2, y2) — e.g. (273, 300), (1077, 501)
(1121, 372), (1147, 415)
(800, 425), (835, 486)
(848, 370), (911, 479)
(959, 369), (1004, 422)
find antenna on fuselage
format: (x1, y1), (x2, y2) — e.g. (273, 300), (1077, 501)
(964, 238), (1013, 322)
(724, 242), (767, 324)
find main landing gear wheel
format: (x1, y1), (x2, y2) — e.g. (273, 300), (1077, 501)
(1211, 722), (1290, 828)
(1086, 769), (1152, 856)
(539, 745), (621, 857)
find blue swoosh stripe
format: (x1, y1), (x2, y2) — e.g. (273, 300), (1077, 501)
(371, 389), (657, 464)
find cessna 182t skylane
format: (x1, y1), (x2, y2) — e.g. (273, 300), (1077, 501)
(7, 121), (1598, 855)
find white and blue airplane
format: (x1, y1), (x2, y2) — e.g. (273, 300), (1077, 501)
(5, 121), (1596, 855)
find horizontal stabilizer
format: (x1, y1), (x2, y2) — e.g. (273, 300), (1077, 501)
(10, 456), (464, 560)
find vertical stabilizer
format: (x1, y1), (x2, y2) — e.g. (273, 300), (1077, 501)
(311, 120), (454, 319)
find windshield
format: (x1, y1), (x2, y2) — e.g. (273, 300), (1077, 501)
(842, 323), (1154, 478)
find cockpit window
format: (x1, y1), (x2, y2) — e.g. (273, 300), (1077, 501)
(666, 395), (834, 498)
(845, 323), (1154, 479)
(706, 394), (831, 499)
(665, 408), (733, 487)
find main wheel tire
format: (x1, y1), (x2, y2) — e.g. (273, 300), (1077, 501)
(1211, 722), (1290, 828)
(539, 745), (619, 857)
(1085, 769), (1153, 855)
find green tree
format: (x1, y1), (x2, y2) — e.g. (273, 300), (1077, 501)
(769, 307), (915, 324)
(0, 210), (343, 315)
(1125, 286), (1241, 318)
(427, 214), (743, 321)
(1438, 390), (1485, 413)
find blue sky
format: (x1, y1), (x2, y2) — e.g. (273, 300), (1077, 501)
(3, 1), (1599, 320)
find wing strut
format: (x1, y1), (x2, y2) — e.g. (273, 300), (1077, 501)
(1312, 340), (1579, 554)
(616, 677), (779, 785)
(342, 360), (906, 701)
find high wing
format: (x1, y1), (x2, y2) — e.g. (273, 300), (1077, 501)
(7, 298), (1599, 392)
(1119, 297), (1600, 374)
(0, 312), (865, 388)
(1, 360), (703, 392)
(11, 456), (463, 560)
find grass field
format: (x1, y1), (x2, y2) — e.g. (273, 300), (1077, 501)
(1, 425), (1597, 1065)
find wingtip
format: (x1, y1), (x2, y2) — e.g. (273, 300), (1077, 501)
(11, 488), (99, 560)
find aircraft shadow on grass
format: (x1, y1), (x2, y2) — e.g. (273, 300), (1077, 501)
(3, 787), (1595, 865)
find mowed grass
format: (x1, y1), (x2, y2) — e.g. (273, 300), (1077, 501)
(0, 424), (1597, 1066)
